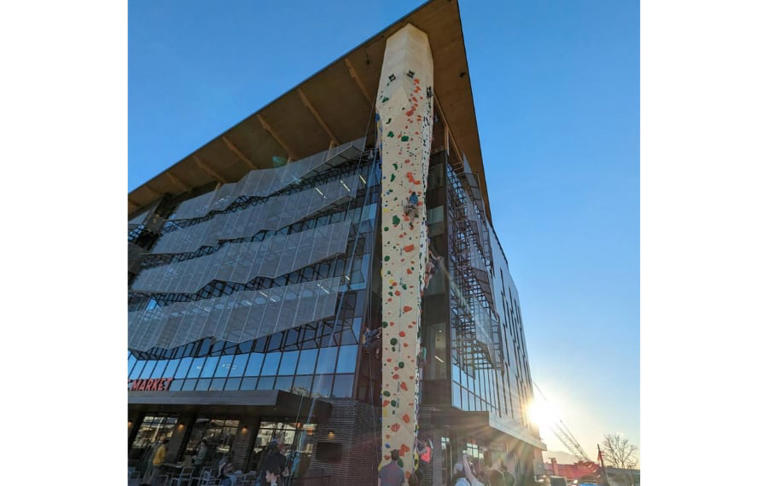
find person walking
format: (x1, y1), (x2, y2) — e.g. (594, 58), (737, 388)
(378, 449), (406, 486)
(141, 437), (169, 486)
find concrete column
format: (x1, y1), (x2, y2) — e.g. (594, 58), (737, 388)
(376, 23), (434, 479)
(167, 414), (194, 462)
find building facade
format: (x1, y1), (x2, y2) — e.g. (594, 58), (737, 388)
(128, 1), (544, 484)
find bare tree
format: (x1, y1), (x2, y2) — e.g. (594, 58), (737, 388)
(600, 433), (638, 469)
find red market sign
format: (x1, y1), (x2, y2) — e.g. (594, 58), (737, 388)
(129, 378), (173, 391)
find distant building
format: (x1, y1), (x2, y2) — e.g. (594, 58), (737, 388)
(127, 1), (544, 484)
(543, 458), (640, 485)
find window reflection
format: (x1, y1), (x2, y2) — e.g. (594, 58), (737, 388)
(215, 355), (233, 378)
(245, 353), (264, 376)
(278, 351), (298, 375)
(187, 357), (205, 379)
(261, 352), (281, 375)
(315, 348), (337, 374)
(229, 354), (248, 377)
(175, 357), (192, 379)
(335, 346), (357, 373)
(296, 349), (317, 375)
(332, 374), (354, 398)
(139, 361), (156, 379)
(201, 356), (218, 378)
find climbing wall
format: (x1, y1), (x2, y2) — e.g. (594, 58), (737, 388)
(375, 23), (434, 478)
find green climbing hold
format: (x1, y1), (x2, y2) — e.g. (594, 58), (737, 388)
(383, 390), (391, 397)
(392, 215), (400, 226)
(387, 131), (395, 138)
(386, 118), (392, 124)
(390, 338), (398, 345)
(398, 361), (405, 368)
(384, 226), (389, 232)
(384, 255), (390, 261)
(382, 97), (389, 103)
(390, 174), (395, 182)
(401, 135), (409, 142)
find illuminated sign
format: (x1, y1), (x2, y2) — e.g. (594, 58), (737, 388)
(128, 378), (173, 391)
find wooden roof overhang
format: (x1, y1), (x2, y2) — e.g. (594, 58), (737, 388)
(129, 0), (490, 220)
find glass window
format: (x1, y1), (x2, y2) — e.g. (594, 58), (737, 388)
(229, 354), (248, 377)
(139, 361), (156, 379)
(275, 377), (293, 391)
(332, 374), (354, 398)
(215, 355), (233, 378)
(151, 360), (168, 379)
(163, 359), (179, 379)
(240, 377), (258, 390)
(245, 353), (264, 377)
(292, 375), (313, 396)
(336, 345), (358, 373)
(224, 377), (241, 391)
(278, 351), (298, 376)
(261, 352), (281, 376)
(296, 349), (318, 375)
(129, 361), (145, 380)
(175, 357), (192, 379)
(257, 376), (275, 390)
(452, 381), (461, 408)
(187, 357), (205, 379)
(312, 375), (332, 398)
(169, 380), (183, 391)
(209, 378), (225, 391)
(196, 379), (211, 391)
(182, 379), (196, 391)
(201, 356), (219, 378)
(315, 347), (337, 374)
(128, 354), (137, 376)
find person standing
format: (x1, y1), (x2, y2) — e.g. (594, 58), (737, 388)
(192, 438), (208, 480)
(141, 437), (169, 486)
(378, 449), (406, 486)
(461, 454), (485, 486)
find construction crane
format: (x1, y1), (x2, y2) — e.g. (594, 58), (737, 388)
(533, 382), (605, 481)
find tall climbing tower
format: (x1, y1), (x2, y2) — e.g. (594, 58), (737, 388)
(376, 23), (434, 478)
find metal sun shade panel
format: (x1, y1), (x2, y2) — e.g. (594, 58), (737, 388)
(128, 209), (149, 228)
(127, 277), (342, 352)
(132, 221), (352, 294)
(164, 137), (366, 223)
(149, 174), (359, 256)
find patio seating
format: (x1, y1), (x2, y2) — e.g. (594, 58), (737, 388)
(168, 466), (195, 486)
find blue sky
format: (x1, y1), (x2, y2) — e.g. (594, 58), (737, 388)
(129, 0), (639, 462)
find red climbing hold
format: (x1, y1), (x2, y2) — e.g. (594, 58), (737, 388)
(403, 414), (411, 423)
(403, 305), (413, 313)
(403, 245), (415, 252)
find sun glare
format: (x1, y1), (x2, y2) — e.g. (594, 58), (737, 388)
(527, 397), (558, 429)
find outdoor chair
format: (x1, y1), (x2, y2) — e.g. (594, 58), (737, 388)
(169, 466), (195, 486)
(197, 468), (220, 485)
